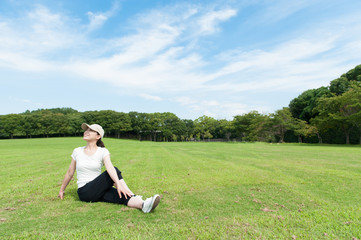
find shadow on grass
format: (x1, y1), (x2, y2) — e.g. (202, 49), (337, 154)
(67, 187), (80, 201)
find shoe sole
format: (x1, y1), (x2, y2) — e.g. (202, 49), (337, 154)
(151, 195), (160, 212)
(145, 194), (160, 213)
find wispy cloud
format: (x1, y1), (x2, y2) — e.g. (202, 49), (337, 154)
(254, 0), (313, 24)
(1, 1), (361, 118)
(86, 1), (119, 32)
(197, 9), (237, 35)
(139, 93), (162, 101)
(0, 5), (83, 71)
(175, 96), (262, 119)
(64, 4), (238, 92)
(205, 38), (339, 92)
(8, 96), (43, 108)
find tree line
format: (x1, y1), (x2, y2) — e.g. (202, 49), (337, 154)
(1, 65), (360, 144)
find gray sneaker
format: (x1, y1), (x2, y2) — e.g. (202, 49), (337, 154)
(142, 194), (160, 213)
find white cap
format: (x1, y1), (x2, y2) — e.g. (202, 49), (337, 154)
(81, 123), (104, 139)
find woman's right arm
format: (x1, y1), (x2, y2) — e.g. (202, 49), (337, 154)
(58, 158), (76, 200)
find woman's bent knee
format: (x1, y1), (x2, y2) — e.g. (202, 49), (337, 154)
(114, 167), (123, 180)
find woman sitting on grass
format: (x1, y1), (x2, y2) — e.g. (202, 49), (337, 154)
(58, 123), (160, 213)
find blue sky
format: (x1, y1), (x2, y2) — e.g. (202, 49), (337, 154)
(1, 0), (361, 119)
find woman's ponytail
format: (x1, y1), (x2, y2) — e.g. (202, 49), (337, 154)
(97, 139), (105, 148)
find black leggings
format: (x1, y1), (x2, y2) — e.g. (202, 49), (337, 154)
(77, 167), (131, 206)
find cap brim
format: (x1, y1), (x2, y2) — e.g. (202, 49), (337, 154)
(81, 123), (90, 131)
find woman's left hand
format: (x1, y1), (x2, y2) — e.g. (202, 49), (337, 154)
(115, 181), (133, 199)
(103, 156), (134, 199)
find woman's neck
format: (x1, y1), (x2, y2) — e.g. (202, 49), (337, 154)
(85, 141), (98, 149)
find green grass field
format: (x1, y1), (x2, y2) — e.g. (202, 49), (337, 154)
(0, 138), (360, 239)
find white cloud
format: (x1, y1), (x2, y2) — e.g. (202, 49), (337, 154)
(263, 1), (311, 23)
(86, 1), (119, 32)
(87, 12), (108, 31)
(174, 97), (263, 119)
(1, 3), (360, 92)
(203, 30), (359, 94)
(139, 94), (162, 101)
(26, 5), (80, 51)
(197, 9), (237, 34)
(0, 5), (83, 71)
(175, 96), (197, 106)
(8, 96), (43, 108)
(1, 2), (361, 118)
(66, 7), (359, 98)
(0, 52), (52, 71)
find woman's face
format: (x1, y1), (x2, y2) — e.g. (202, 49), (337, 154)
(83, 128), (100, 141)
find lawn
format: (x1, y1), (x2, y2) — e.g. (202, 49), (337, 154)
(0, 138), (360, 239)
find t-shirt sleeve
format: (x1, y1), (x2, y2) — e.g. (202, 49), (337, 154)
(102, 148), (110, 160)
(71, 148), (79, 161)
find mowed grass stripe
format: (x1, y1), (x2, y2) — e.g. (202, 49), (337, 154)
(0, 138), (360, 239)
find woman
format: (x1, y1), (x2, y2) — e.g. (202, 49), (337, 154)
(58, 123), (160, 213)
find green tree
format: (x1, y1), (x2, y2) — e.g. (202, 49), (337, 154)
(19, 114), (38, 138)
(312, 84), (361, 144)
(329, 77), (350, 96)
(112, 112), (132, 139)
(30, 107), (78, 115)
(310, 115), (331, 144)
(36, 110), (56, 138)
(217, 119), (234, 141)
(129, 111), (142, 140)
(338, 83), (361, 144)
(329, 64), (361, 95)
(182, 119), (195, 141)
(0, 114), (23, 139)
(68, 113), (84, 136)
(129, 112), (152, 141)
(159, 112), (183, 142)
(293, 119), (317, 143)
(149, 113), (163, 141)
(0, 117), (3, 137)
(194, 115), (217, 141)
(97, 110), (132, 138)
(203, 131), (213, 140)
(289, 87), (332, 122)
(82, 111), (103, 127)
(269, 107), (298, 143)
(233, 111), (267, 141)
(53, 113), (69, 136)
(344, 64), (361, 81)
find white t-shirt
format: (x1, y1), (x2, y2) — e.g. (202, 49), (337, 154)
(71, 146), (110, 188)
